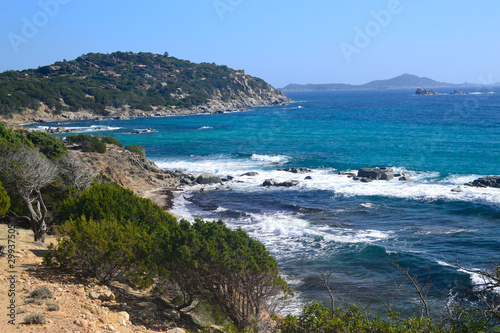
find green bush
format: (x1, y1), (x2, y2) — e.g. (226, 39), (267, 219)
(66, 134), (106, 153)
(168, 219), (292, 330)
(26, 131), (67, 159)
(278, 302), (445, 333)
(58, 182), (177, 230)
(125, 144), (145, 157)
(0, 181), (10, 216)
(100, 136), (123, 147)
(46, 216), (157, 285)
(0, 123), (33, 147)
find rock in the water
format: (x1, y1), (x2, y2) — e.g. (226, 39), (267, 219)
(358, 167), (394, 181)
(278, 167), (312, 173)
(305, 176), (312, 180)
(226, 175), (234, 180)
(361, 178), (373, 183)
(195, 173), (221, 185)
(451, 90), (464, 95)
(263, 179), (299, 187)
(241, 172), (259, 177)
(465, 176), (500, 188)
(451, 186), (463, 192)
(398, 176), (412, 181)
(416, 88), (438, 95)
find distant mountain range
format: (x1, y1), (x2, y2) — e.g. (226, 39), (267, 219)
(280, 74), (500, 91)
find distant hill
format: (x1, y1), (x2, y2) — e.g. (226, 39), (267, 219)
(280, 74), (488, 91)
(0, 52), (289, 123)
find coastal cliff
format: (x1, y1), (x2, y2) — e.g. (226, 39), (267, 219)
(0, 51), (289, 125)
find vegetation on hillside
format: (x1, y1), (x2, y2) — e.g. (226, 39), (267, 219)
(0, 51), (277, 117)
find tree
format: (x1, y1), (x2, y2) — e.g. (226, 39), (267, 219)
(0, 181), (10, 216)
(167, 219), (292, 331)
(0, 144), (57, 242)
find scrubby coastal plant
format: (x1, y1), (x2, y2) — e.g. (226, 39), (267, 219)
(0, 181), (10, 216)
(66, 134), (106, 153)
(100, 136), (123, 147)
(125, 144), (145, 157)
(26, 131), (67, 159)
(46, 216), (158, 285)
(23, 313), (47, 325)
(167, 219), (292, 331)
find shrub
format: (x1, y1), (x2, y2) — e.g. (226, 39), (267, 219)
(26, 131), (67, 159)
(46, 216), (158, 285)
(46, 302), (60, 311)
(66, 134), (106, 153)
(168, 219), (292, 331)
(29, 287), (53, 300)
(0, 122), (33, 147)
(278, 302), (446, 333)
(24, 313), (47, 325)
(0, 181), (10, 216)
(100, 136), (123, 147)
(125, 144), (145, 157)
(58, 182), (176, 231)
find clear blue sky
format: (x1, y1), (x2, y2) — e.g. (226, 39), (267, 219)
(1, 1), (499, 88)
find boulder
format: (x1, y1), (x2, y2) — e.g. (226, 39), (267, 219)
(465, 176), (500, 188)
(263, 179), (299, 187)
(278, 167), (312, 173)
(118, 311), (130, 321)
(99, 290), (115, 302)
(451, 90), (464, 95)
(451, 186), (463, 192)
(305, 176), (312, 180)
(398, 176), (412, 181)
(358, 167), (394, 181)
(195, 173), (221, 185)
(241, 172), (259, 177)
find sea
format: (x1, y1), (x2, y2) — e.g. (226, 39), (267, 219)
(35, 87), (500, 316)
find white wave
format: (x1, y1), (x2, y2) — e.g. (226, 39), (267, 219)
(251, 154), (290, 164)
(436, 260), (500, 293)
(157, 155), (500, 206)
(31, 125), (121, 132)
(198, 126), (213, 130)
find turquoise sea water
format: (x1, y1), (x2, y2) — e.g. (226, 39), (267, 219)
(38, 87), (500, 315)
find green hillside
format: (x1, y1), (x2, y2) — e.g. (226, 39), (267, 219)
(0, 51), (286, 117)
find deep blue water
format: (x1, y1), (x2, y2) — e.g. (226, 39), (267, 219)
(37, 87), (500, 315)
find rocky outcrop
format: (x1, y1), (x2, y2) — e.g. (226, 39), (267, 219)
(195, 173), (221, 185)
(241, 172), (259, 176)
(278, 167), (312, 173)
(263, 179), (299, 187)
(357, 167), (394, 181)
(416, 88), (438, 95)
(465, 176), (500, 188)
(451, 90), (464, 95)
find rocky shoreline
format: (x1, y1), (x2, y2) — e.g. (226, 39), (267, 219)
(1, 90), (290, 128)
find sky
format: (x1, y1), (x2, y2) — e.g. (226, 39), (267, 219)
(1, 1), (499, 88)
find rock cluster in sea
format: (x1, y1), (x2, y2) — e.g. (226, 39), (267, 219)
(465, 176), (500, 188)
(416, 88), (438, 95)
(340, 168), (412, 182)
